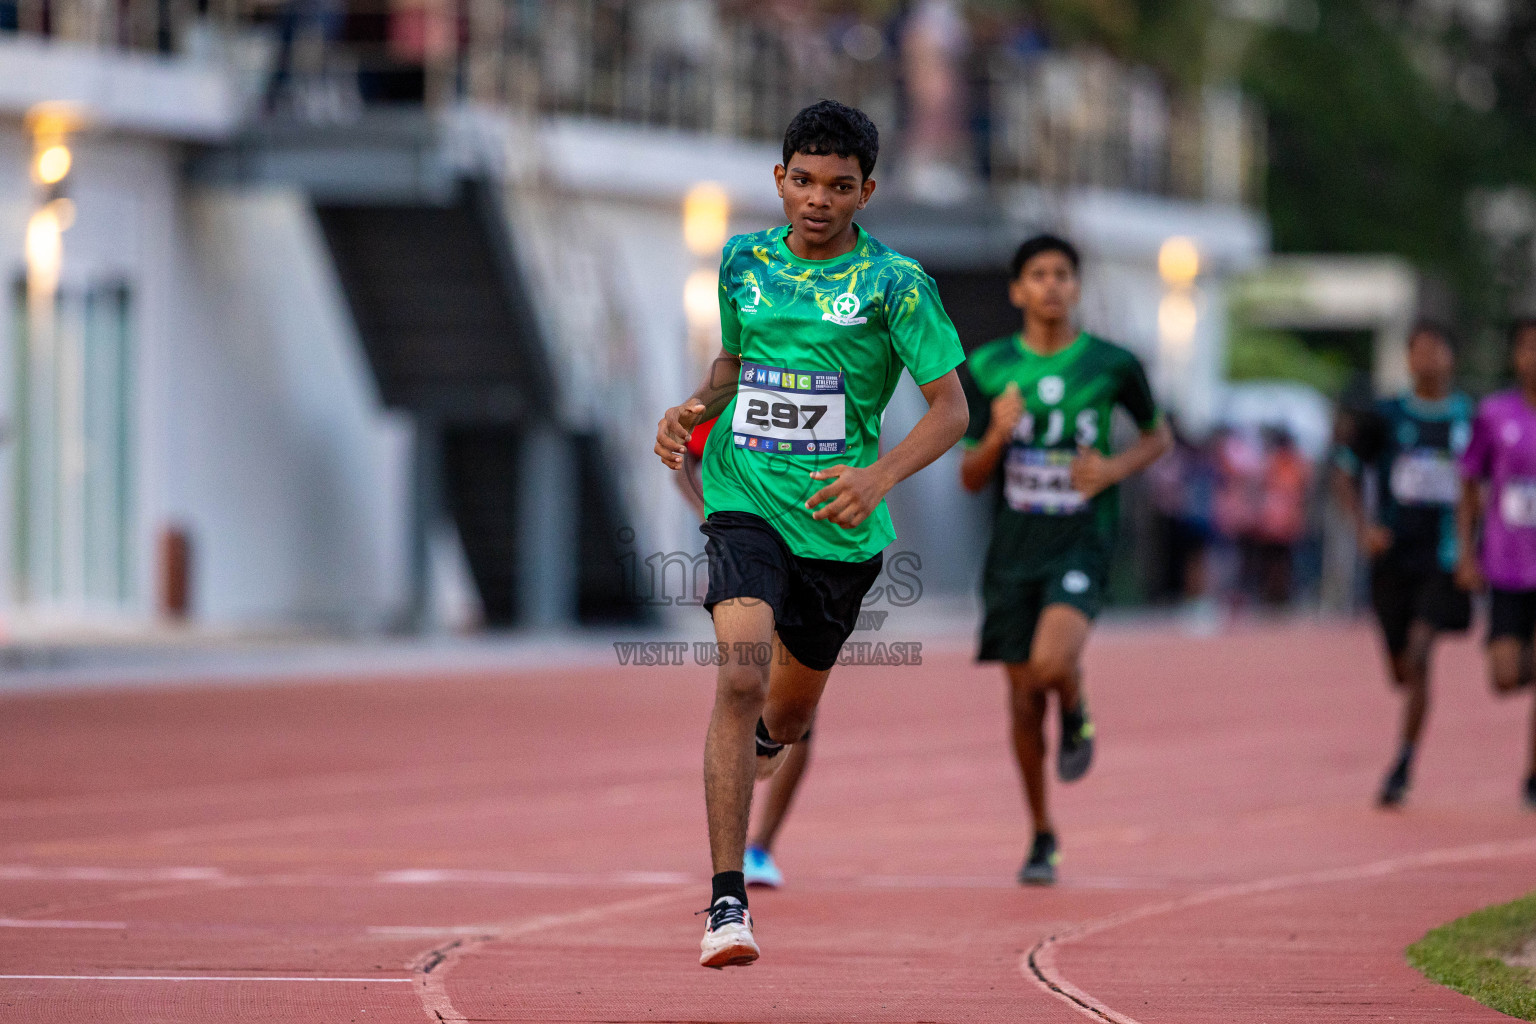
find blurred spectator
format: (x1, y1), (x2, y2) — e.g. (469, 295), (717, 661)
(1213, 425), (1263, 606)
(634, 0), (719, 126)
(1147, 416), (1218, 605)
(900, 0), (971, 198)
(1127, 68), (1168, 193)
(264, 0), (346, 115)
(1249, 425), (1312, 606)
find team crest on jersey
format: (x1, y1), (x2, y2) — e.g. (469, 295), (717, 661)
(822, 292), (868, 327)
(1038, 376), (1065, 405)
(741, 283), (763, 314)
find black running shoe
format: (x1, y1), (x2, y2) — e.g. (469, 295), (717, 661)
(1058, 701), (1095, 783)
(1018, 832), (1059, 886)
(1378, 759), (1410, 808)
(1524, 775), (1536, 811)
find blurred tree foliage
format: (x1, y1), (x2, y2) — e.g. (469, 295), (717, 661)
(951, 0), (1536, 345)
(1226, 325), (1353, 395)
(1241, 1), (1525, 320)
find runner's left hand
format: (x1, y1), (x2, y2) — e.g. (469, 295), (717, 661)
(806, 464), (888, 528)
(1070, 447), (1118, 501)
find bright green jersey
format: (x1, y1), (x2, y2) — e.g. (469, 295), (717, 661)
(702, 225), (965, 562)
(963, 332), (1159, 576)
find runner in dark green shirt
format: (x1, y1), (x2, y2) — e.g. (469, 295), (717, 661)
(655, 101), (969, 968)
(960, 234), (1170, 885)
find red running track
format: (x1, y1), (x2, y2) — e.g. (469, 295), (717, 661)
(1, 621), (1533, 1022)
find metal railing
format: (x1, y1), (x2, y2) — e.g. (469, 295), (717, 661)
(2, 0), (1265, 205)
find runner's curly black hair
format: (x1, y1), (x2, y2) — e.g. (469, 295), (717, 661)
(782, 100), (879, 180)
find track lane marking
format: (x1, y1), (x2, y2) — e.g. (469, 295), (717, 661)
(0, 865), (224, 881)
(1023, 834), (1536, 1024)
(412, 888), (692, 1024)
(0, 974), (412, 983)
(0, 862), (1168, 890)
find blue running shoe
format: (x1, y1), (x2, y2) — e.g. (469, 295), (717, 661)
(743, 846), (783, 888)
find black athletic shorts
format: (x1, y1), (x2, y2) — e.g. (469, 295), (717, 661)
(1369, 559), (1471, 655)
(1488, 588), (1536, 644)
(977, 538), (1108, 664)
(701, 511), (883, 672)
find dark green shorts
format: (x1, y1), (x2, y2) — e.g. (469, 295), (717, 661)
(977, 543), (1107, 664)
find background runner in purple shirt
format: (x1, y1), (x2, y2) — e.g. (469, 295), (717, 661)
(1455, 317), (1536, 809)
(1459, 389), (1536, 591)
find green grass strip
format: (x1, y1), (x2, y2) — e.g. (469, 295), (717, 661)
(1407, 890), (1536, 1020)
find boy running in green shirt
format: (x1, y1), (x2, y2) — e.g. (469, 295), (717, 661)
(655, 100), (968, 967)
(960, 235), (1170, 885)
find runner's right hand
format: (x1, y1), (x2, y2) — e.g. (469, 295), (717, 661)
(656, 401), (706, 470)
(1454, 555), (1484, 593)
(987, 382), (1024, 442)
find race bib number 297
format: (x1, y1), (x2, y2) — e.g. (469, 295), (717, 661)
(732, 362), (846, 455)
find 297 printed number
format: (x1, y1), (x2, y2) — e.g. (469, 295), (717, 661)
(743, 399), (827, 432)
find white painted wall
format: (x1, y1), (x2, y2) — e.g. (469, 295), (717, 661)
(0, 114), (412, 630)
(0, 44), (421, 632)
(161, 188), (412, 628)
(0, 127), (189, 622)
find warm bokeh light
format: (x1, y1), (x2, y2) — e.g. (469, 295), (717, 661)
(35, 143), (72, 185)
(683, 268), (718, 332)
(26, 203), (63, 293)
(683, 182), (730, 256)
(26, 101), (86, 140)
(1158, 290), (1198, 351)
(1158, 236), (1200, 286)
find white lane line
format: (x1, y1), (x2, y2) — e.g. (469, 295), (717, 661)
(0, 918), (126, 929)
(0, 864), (696, 888)
(1022, 834), (1536, 1024)
(0, 975), (412, 983)
(414, 888), (692, 1024)
(0, 866), (225, 882)
(852, 874), (1163, 891)
(0, 863), (1170, 893)
(369, 925), (500, 937)
(376, 868), (692, 886)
